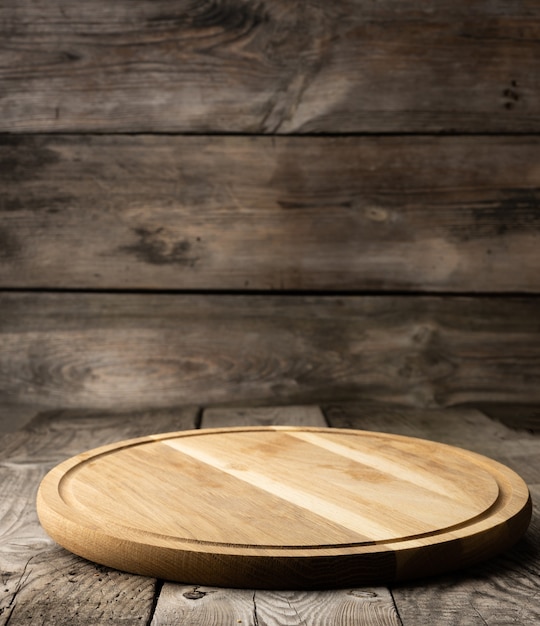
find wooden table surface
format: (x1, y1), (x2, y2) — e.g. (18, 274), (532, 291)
(1, 403), (539, 625)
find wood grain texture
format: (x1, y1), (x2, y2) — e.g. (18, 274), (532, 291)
(325, 402), (540, 501)
(390, 484), (540, 626)
(151, 586), (402, 626)
(0, 547), (157, 626)
(2, 404), (538, 623)
(324, 403), (540, 626)
(36, 426), (531, 588)
(0, 407), (199, 461)
(1, 0), (540, 133)
(152, 405), (402, 623)
(1, 134), (540, 292)
(0, 407), (198, 626)
(324, 403), (540, 484)
(202, 405), (328, 428)
(2, 292), (540, 410)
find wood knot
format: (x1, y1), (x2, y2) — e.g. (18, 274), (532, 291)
(366, 207), (389, 223)
(502, 80), (520, 110)
(183, 588), (207, 600)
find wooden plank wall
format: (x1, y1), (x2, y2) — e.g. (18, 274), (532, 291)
(1, 0), (540, 429)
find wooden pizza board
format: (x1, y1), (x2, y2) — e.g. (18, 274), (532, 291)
(37, 426), (532, 589)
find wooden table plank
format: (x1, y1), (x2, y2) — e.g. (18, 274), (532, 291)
(0, 546), (157, 626)
(151, 586), (402, 626)
(2, 135), (540, 293)
(0, 407), (199, 626)
(202, 405), (327, 428)
(0, 406), (201, 459)
(325, 402), (540, 626)
(2, 293), (540, 415)
(1, 1), (539, 132)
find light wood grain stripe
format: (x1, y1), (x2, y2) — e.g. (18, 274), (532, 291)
(287, 431), (470, 503)
(163, 439), (398, 541)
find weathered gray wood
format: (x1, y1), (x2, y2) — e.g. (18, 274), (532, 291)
(202, 405), (327, 428)
(0, 401), (45, 433)
(0, 407), (200, 461)
(2, 403), (538, 623)
(0, 407), (198, 625)
(389, 484), (540, 626)
(1, 1), (539, 133)
(325, 403), (540, 626)
(1, 134), (540, 293)
(2, 292), (540, 411)
(151, 586), (402, 626)
(0, 546), (158, 626)
(0, 464), (53, 591)
(151, 405), (401, 625)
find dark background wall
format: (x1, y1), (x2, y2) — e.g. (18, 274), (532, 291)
(1, 0), (540, 430)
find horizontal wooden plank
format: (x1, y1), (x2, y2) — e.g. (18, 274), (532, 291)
(202, 405), (327, 428)
(151, 586), (402, 626)
(1, 292), (540, 413)
(1, 1), (540, 132)
(2, 135), (540, 292)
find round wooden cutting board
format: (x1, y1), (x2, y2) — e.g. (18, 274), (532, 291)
(37, 427), (532, 589)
